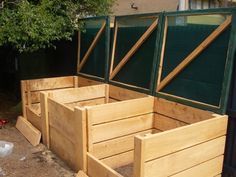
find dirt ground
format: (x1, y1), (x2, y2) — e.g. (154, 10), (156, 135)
(0, 90), (76, 177)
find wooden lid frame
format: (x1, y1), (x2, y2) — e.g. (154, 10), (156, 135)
(77, 16), (110, 82)
(108, 13), (163, 94)
(154, 8), (236, 114)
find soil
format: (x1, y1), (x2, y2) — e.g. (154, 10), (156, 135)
(0, 90), (76, 177)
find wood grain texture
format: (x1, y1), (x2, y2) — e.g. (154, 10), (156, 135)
(92, 114), (154, 143)
(154, 98), (214, 124)
(92, 129), (153, 159)
(16, 116), (41, 146)
(50, 84), (106, 104)
(141, 116), (227, 162)
(154, 113), (187, 131)
(88, 97), (154, 125)
(171, 155), (224, 177)
(144, 136), (225, 177)
(87, 153), (122, 177)
(26, 107), (41, 131)
(109, 85), (148, 101)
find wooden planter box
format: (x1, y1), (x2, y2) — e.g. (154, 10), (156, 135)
(86, 98), (227, 177)
(41, 84), (151, 170)
(21, 76), (101, 131)
(41, 84), (227, 177)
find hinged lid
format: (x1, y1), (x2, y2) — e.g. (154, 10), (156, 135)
(108, 13), (162, 94)
(77, 16), (110, 82)
(154, 9), (236, 114)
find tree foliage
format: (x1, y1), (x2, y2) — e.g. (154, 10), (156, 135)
(0, 0), (114, 52)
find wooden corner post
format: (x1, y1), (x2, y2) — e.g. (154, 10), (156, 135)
(134, 135), (145, 177)
(41, 92), (50, 148)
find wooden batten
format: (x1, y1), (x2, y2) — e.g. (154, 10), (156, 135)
(154, 98), (214, 124)
(16, 116), (41, 146)
(144, 136), (225, 177)
(49, 84), (107, 104)
(142, 116), (227, 162)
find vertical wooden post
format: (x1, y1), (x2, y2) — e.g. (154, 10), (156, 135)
(41, 92), (50, 148)
(133, 136), (145, 177)
(26, 80), (32, 110)
(21, 81), (27, 118)
(105, 84), (109, 103)
(74, 76), (79, 88)
(75, 107), (88, 172)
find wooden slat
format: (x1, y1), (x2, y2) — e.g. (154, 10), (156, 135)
(21, 81), (27, 117)
(48, 98), (75, 144)
(28, 76), (75, 91)
(92, 129), (153, 159)
(65, 98), (106, 108)
(26, 107), (41, 131)
(110, 19), (158, 79)
(88, 97), (154, 125)
(50, 84), (106, 103)
(144, 136), (226, 177)
(154, 98), (214, 124)
(101, 150), (133, 169)
(110, 22), (118, 75)
(77, 21), (106, 72)
(214, 174), (222, 177)
(109, 85), (148, 101)
(87, 153), (122, 177)
(77, 76), (102, 87)
(140, 116), (227, 162)
(154, 113), (187, 131)
(157, 16), (168, 85)
(171, 156), (224, 177)
(49, 126), (79, 171)
(16, 116), (41, 146)
(157, 16), (232, 91)
(92, 114), (154, 143)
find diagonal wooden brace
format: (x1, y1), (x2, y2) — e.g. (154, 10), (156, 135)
(110, 19), (158, 80)
(157, 16), (232, 92)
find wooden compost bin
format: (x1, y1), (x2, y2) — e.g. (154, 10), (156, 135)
(41, 84), (152, 171)
(17, 16), (110, 145)
(86, 98), (227, 177)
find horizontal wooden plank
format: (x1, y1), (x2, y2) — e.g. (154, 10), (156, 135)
(92, 114), (154, 143)
(92, 129), (154, 159)
(16, 116), (41, 146)
(154, 98), (214, 124)
(65, 98), (106, 108)
(50, 84), (106, 103)
(101, 150), (133, 169)
(140, 116), (227, 162)
(26, 107), (42, 131)
(154, 113), (187, 131)
(144, 136), (226, 177)
(87, 153), (122, 177)
(50, 126), (79, 171)
(77, 76), (102, 87)
(88, 97), (154, 125)
(28, 76), (75, 91)
(109, 85), (148, 101)
(48, 98), (78, 144)
(171, 155), (224, 177)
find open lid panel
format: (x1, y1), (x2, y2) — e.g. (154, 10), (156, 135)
(77, 16), (110, 82)
(154, 8), (236, 114)
(108, 13), (162, 94)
